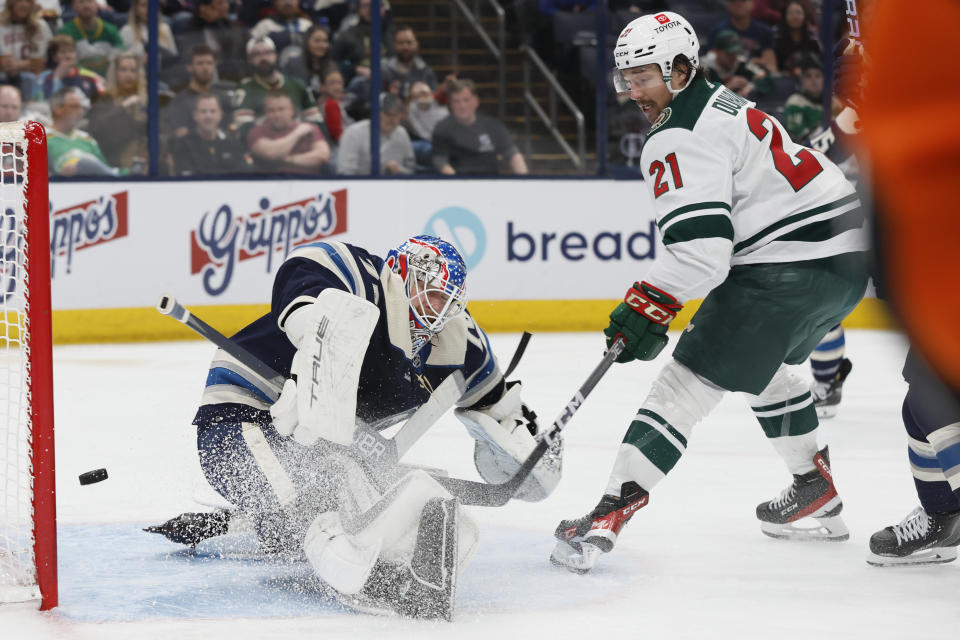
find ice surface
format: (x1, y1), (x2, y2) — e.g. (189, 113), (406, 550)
(5, 330), (960, 638)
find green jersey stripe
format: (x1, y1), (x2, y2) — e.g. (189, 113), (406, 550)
(658, 201), (732, 230)
(773, 206), (865, 244)
(733, 192), (860, 254)
(663, 214), (735, 246)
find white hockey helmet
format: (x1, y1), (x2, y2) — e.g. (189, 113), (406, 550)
(613, 11), (700, 95)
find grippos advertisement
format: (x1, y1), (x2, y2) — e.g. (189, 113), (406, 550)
(48, 180), (659, 310)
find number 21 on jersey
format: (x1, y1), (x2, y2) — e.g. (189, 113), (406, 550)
(649, 152), (683, 198)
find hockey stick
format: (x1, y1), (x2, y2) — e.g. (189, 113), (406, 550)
(434, 337), (626, 507)
(156, 294), (464, 467)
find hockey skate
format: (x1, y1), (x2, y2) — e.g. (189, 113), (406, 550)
(550, 482), (649, 574)
(756, 447), (849, 541)
(144, 510), (232, 547)
(867, 506), (960, 566)
(812, 358), (852, 419)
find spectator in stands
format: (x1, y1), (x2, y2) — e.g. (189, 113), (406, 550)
(309, 0), (351, 33)
(87, 51), (148, 174)
(33, 34), (104, 101)
(281, 23), (333, 99)
(178, 0), (248, 83)
(166, 44), (234, 137)
(431, 79), (527, 175)
(783, 53), (828, 142)
(121, 0), (179, 61)
(751, 0), (816, 28)
(171, 92), (248, 175)
(708, 0), (777, 74)
(405, 80), (445, 140)
(234, 36), (319, 131)
(332, 0), (394, 85)
(315, 65), (350, 142)
(250, 0), (313, 55)
(33, 0), (58, 20)
(246, 90), (329, 173)
(47, 86), (117, 176)
(0, 83), (21, 121)
(0, 0), (52, 99)
(702, 29), (772, 99)
(404, 79), (445, 168)
(772, 0), (821, 76)
(382, 25), (436, 101)
(58, 0), (124, 77)
(336, 92), (413, 175)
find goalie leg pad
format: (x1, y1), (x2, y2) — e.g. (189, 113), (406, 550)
(306, 469), (478, 597)
(304, 511), (382, 595)
(286, 288), (380, 447)
(397, 497), (459, 621)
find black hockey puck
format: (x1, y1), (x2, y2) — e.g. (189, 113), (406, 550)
(79, 468), (108, 485)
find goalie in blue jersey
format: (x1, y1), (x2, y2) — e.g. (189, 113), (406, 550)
(148, 235), (562, 620)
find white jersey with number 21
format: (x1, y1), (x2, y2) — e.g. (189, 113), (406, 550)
(639, 77), (867, 303)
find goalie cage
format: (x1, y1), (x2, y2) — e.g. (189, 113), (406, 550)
(0, 121), (56, 610)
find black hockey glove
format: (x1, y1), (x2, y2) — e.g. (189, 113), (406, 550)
(604, 281), (682, 363)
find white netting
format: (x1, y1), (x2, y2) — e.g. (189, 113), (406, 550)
(0, 121), (40, 604)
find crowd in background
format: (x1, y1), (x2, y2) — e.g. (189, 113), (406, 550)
(596, 0), (840, 173)
(0, 0), (844, 177)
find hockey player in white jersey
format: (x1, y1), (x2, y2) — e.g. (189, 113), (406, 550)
(147, 235), (562, 619)
(551, 11), (869, 573)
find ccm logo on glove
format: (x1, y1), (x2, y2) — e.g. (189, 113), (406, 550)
(624, 282), (681, 324)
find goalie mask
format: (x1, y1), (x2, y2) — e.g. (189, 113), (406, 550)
(613, 11), (699, 97)
(386, 235), (468, 335)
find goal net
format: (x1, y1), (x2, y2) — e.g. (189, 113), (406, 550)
(0, 121), (55, 610)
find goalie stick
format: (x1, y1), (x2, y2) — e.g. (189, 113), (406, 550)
(434, 337), (626, 507)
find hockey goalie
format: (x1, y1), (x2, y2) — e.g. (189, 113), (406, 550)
(148, 236), (562, 620)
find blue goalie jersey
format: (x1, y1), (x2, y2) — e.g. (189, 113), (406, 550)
(193, 241), (503, 429)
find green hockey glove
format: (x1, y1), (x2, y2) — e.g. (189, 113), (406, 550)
(604, 281), (683, 363)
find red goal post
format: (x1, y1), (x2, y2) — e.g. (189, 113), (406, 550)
(0, 120), (56, 610)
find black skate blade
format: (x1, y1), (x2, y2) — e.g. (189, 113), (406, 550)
(867, 547), (958, 567)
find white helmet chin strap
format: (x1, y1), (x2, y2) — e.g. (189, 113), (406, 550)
(664, 66), (696, 97)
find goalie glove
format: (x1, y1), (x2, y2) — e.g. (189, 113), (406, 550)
(604, 281), (682, 364)
(455, 381), (562, 502)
